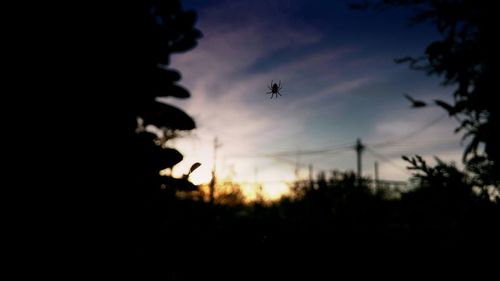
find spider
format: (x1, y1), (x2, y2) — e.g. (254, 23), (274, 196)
(267, 80), (282, 99)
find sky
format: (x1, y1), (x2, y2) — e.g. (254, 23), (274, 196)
(162, 0), (465, 200)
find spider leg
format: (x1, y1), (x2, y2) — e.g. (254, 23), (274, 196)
(277, 91), (282, 96)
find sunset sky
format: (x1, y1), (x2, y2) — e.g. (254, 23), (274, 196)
(163, 0), (464, 200)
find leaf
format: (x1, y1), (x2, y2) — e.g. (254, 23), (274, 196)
(133, 136), (183, 170)
(454, 120), (472, 133)
(435, 100), (454, 115)
(394, 56), (415, 64)
(453, 100), (468, 113)
(155, 67), (181, 82)
(189, 162), (202, 174)
(463, 136), (480, 161)
(434, 156), (445, 166)
(416, 155), (424, 163)
(461, 130), (475, 143)
(169, 36), (199, 53)
(394, 56), (427, 70)
(140, 101), (196, 130)
(154, 84), (190, 98)
(160, 148), (184, 168)
(404, 93), (426, 107)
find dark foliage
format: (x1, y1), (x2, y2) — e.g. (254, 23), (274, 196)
(354, 0), (499, 179)
(37, 1), (499, 278)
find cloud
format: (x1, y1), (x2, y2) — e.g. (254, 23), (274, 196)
(163, 1), (329, 190)
(287, 75), (374, 110)
(158, 0), (465, 195)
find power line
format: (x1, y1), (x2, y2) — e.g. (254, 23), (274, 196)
(294, 148), (351, 162)
(184, 112), (454, 184)
(228, 137), (457, 160)
(374, 138), (458, 147)
(191, 113), (452, 162)
(372, 140), (460, 154)
(263, 143), (354, 157)
(227, 143), (354, 159)
(364, 146), (411, 175)
(368, 113), (448, 148)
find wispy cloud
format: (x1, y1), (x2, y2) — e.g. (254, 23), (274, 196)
(164, 0), (328, 189)
(158, 0), (464, 195)
(287, 75), (374, 110)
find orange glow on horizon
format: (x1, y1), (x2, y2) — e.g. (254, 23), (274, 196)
(161, 161), (293, 202)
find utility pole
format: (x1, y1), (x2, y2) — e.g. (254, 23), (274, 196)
(309, 164), (314, 187)
(254, 166), (260, 194)
(254, 166), (258, 186)
(209, 137), (221, 204)
(355, 138), (364, 186)
(294, 148), (300, 180)
(374, 161), (379, 189)
(254, 166), (263, 201)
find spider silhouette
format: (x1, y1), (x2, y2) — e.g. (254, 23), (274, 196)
(267, 80), (282, 99)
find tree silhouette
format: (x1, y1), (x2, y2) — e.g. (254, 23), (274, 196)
(86, 0), (204, 265)
(43, 1), (500, 275)
(132, 0), (202, 189)
(27, 0), (206, 273)
(353, 0), (498, 183)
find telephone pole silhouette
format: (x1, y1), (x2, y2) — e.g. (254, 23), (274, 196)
(309, 164), (314, 187)
(355, 138), (364, 186)
(209, 137), (222, 204)
(294, 148), (300, 180)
